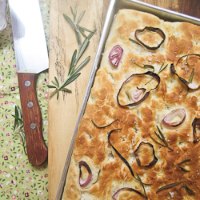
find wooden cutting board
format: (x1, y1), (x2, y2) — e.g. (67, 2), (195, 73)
(48, 0), (200, 199)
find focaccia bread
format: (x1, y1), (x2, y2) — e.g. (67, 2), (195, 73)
(63, 9), (200, 200)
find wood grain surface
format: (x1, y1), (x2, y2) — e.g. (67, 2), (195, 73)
(48, 0), (200, 199)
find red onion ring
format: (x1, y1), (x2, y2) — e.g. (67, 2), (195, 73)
(79, 161), (92, 188)
(132, 87), (146, 103)
(134, 142), (158, 168)
(162, 108), (186, 127)
(108, 45), (123, 67)
(135, 26), (165, 50)
(117, 71), (160, 108)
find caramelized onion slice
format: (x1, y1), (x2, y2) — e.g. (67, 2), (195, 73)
(117, 71), (160, 108)
(192, 118), (200, 143)
(112, 187), (146, 200)
(79, 161), (92, 187)
(108, 129), (135, 178)
(109, 45), (123, 67)
(91, 119), (118, 129)
(162, 108), (186, 127)
(135, 27), (165, 50)
(134, 142), (158, 168)
(171, 54), (200, 90)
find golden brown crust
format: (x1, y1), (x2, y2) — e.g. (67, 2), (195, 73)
(63, 9), (200, 199)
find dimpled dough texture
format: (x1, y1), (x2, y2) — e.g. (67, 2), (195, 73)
(63, 9), (200, 200)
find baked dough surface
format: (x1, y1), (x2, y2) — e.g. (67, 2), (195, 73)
(63, 9), (200, 200)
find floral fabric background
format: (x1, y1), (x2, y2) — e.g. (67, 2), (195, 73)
(0, 0), (49, 199)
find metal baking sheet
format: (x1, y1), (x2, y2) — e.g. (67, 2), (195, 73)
(56, 0), (200, 199)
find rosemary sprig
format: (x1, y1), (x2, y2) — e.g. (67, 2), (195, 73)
(156, 182), (181, 193)
(63, 7), (96, 46)
(48, 7), (96, 99)
(150, 126), (173, 151)
(12, 105), (27, 155)
(63, 7), (85, 46)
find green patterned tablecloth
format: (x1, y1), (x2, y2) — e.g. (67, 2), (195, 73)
(0, 0), (49, 199)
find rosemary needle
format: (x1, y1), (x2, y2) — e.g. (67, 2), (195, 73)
(12, 105), (27, 155)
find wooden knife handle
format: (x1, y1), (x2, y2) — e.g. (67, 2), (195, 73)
(18, 73), (48, 166)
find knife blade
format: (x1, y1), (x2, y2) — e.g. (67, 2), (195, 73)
(9, 0), (48, 166)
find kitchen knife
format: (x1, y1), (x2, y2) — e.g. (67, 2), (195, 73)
(9, 0), (48, 166)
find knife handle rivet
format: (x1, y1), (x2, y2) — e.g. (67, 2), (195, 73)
(27, 101), (33, 108)
(30, 123), (37, 130)
(24, 80), (31, 87)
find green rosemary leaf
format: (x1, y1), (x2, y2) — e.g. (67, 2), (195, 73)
(57, 90), (59, 100)
(156, 182), (181, 193)
(73, 56), (90, 75)
(76, 10), (85, 25)
(154, 131), (163, 141)
(63, 14), (76, 31)
(78, 25), (95, 33)
(19, 131), (27, 155)
(73, 7), (77, 20)
(15, 105), (18, 118)
(13, 117), (17, 131)
(61, 73), (81, 89)
(189, 68), (194, 83)
(12, 115), (23, 123)
(61, 88), (72, 93)
(47, 85), (57, 89)
(13, 106), (18, 130)
(158, 63), (164, 72)
(86, 29), (96, 40)
(12, 106), (26, 154)
(50, 80), (58, 87)
(75, 38), (89, 65)
(13, 106), (23, 131)
(78, 26), (87, 38)
(158, 63), (168, 73)
(70, 6), (76, 21)
(69, 50), (78, 75)
(152, 127), (173, 151)
(150, 135), (166, 148)
(182, 185), (195, 196)
(63, 14), (82, 45)
(77, 26), (96, 39)
(50, 89), (58, 98)
(54, 76), (60, 87)
(156, 126), (165, 141)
